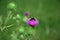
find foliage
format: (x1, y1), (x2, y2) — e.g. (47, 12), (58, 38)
(0, 0), (60, 40)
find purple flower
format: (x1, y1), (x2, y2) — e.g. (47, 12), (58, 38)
(25, 12), (30, 16)
(27, 17), (39, 27)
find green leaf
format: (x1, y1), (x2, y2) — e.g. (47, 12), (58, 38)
(16, 14), (21, 19)
(19, 26), (25, 33)
(7, 2), (16, 11)
(20, 35), (24, 39)
(22, 16), (28, 22)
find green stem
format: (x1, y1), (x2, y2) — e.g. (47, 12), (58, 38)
(4, 11), (13, 25)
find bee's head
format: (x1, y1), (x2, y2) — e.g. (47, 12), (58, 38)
(30, 17), (36, 21)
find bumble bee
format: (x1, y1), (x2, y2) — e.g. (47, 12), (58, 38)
(27, 17), (39, 27)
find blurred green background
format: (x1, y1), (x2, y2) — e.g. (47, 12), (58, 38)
(0, 0), (60, 40)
